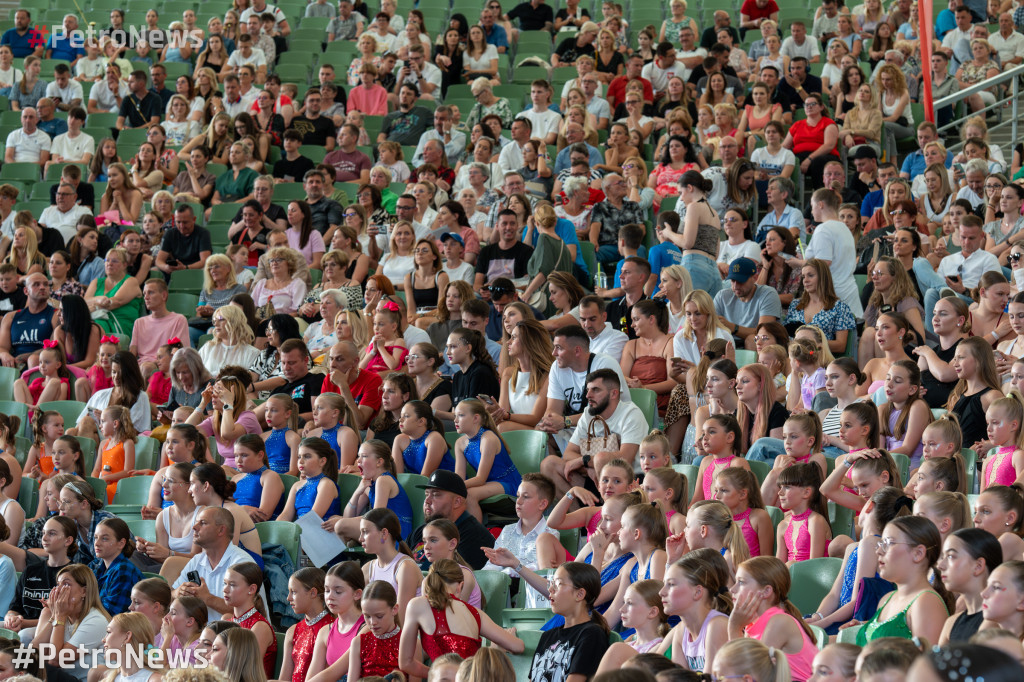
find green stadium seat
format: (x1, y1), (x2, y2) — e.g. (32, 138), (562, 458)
(474, 569), (511, 624)
(397, 473), (428, 529)
(502, 430), (546, 475)
(166, 293), (201, 318)
(0, 163), (41, 182)
(672, 463), (698, 502)
(85, 476), (106, 504)
(169, 269), (205, 294)
(788, 557), (842, 615)
(630, 387), (658, 430)
(337, 474), (361, 507)
(126, 518), (157, 542)
(111, 476), (155, 507)
(17, 478), (37, 516)
(256, 521), (302, 565)
(38, 401), (86, 430)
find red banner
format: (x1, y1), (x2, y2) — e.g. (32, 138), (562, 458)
(920, 0), (935, 123)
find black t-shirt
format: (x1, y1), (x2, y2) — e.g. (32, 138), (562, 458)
(231, 203), (286, 226)
(407, 511), (495, 571)
(271, 372), (323, 414)
(595, 50), (624, 76)
(273, 155), (316, 182)
(12, 553), (70, 620)
(452, 360), (501, 406)
(746, 401), (790, 440)
(474, 241), (534, 283)
(554, 36), (595, 64)
(308, 197), (344, 236)
(119, 91), (163, 128)
(291, 115), (336, 147)
(555, 7), (590, 23)
(0, 286), (26, 314)
(508, 1), (554, 30)
(606, 295), (647, 340)
(159, 226), (213, 267)
(423, 377), (453, 404)
(531, 622), (610, 682)
(922, 338), (962, 408)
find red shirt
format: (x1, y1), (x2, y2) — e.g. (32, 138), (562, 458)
(741, 0), (779, 20)
(790, 117), (839, 156)
(321, 368), (383, 413)
(607, 75), (654, 108)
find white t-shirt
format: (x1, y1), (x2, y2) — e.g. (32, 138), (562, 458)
(74, 57), (104, 81)
(569, 400), (649, 448)
(589, 324), (628, 363)
(240, 3), (288, 26)
(805, 219), (863, 317)
(673, 326), (734, 365)
(750, 146), (797, 177)
(64, 609), (109, 680)
(781, 36), (821, 61)
(45, 79), (84, 104)
(520, 108), (562, 141)
(89, 80), (130, 113)
(464, 44), (499, 72)
(5, 128), (50, 163)
(497, 140), (526, 176)
(717, 239), (762, 265)
(163, 120), (200, 147)
(50, 131), (95, 164)
(0, 66), (22, 88)
(227, 48), (268, 71)
(547, 351), (632, 414)
(172, 542), (254, 620)
(444, 261), (475, 283)
(643, 57), (691, 91)
(39, 204), (93, 243)
(78, 388), (152, 434)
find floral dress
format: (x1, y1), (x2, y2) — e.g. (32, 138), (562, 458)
(961, 59), (998, 87)
(784, 300), (857, 340)
(767, 263), (803, 302)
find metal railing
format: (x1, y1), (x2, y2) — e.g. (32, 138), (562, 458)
(932, 61), (1024, 152)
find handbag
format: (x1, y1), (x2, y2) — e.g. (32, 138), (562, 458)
(525, 232), (573, 312)
(578, 414), (621, 461)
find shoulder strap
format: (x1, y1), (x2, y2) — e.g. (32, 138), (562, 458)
(587, 352), (595, 374)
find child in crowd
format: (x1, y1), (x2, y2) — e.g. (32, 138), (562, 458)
(303, 392), (361, 471)
(24, 410), (64, 482)
(92, 405), (138, 503)
(762, 413), (828, 505)
(881, 359), (929, 469)
(279, 568), (333, 682)
(643, 466), (687, 535)
(775, 463), (831, 564)
(32, 436), (86, 520)
(713, 467), (772, 558)
(223, 562), (277, 678)
(278, 438), (341, 522)
(453, 399), (521, 522)
(982, 393), (1024, 488)
(90, 516), (143, 615)
(226, 244), (255, 289)
(261, 394), (301, 476)
(335, 440), (413, 543)
(230, 434), (285, 523)
(157, 596), (207, 665)
(694, 414), (750, 503)
(346, 580), (403, 681)
(788, 338), (826, 411)
(13, 340), (72, 407)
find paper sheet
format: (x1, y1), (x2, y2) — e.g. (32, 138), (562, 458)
(295, 511), (349, 567)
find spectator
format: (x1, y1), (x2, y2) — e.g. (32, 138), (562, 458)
(292, 88), (337, 151)
(115, 71), (161, 131)
(172, 507), (255, 621)
(4, 107), (49, 170)
(644, 41), (689, 94)
(782, 21), (821, 63)
(302, 169), (344, 240)
(0, 10), (41, 59)
(473, 210), (534, 298)
(589, 174), (645, 266)
(129, 279), (190, 376)
(715, 256), (783, 350)
(0, 273), (56, 366)
(956, 39), (1001, 112)
(782, 93), (839, 190)
(841, 84), (883, 154)
(378, 84), (433, 146)
(405, 469), (495, 571)
(755, 176), (803, 243)
(327, 0), (366, 41)
(796, 188), (865, 318)
(46, 64), (83, 113)
(155, 205), (213, 278)
(507, 0), (554, 32)
(578, 295), (628, 362)
(48, 107), (94, 173)
(782, 259), (856, 352)
(346, 63), (387, 116)
(605, 257), (650, 339)
(39, 183), (93, 244)
(211, 143), (259, 208)
(395, 44), (441, 101)
(701, 11), (740, 50)
(552, 22), (599, 68)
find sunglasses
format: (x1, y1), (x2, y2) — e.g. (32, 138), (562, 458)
(1011, 253), (1023, 262)
(488, 285), (514, 295)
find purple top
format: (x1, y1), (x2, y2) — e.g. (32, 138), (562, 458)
(199, 410), (262, 468)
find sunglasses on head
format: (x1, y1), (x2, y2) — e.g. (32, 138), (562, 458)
(488, 285), (514, 295)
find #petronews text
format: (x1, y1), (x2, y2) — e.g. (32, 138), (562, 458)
(16, 643), (211, 669)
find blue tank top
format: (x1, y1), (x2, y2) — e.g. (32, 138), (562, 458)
(265, 428), (292, 474)
(294, 472), (340, 518)
(367, 472), (414, 539)
(402, 432), (455, 475)
(462, 429), (521, 496)
(11, 305), (54, 356)
(320, 425), (341, 462)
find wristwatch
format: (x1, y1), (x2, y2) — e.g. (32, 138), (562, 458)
(581, 454), (592, 468)
(564, 416), (571, 428)
(565, 490), (575, 500)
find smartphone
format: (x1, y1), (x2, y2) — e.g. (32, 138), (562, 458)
(954, 163), (964, 173)
(187, 570), (201, 585)
(477, 394), (495, 405)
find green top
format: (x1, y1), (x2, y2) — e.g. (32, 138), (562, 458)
(856, 590), (946, 646)
(94, 275), (142, 336)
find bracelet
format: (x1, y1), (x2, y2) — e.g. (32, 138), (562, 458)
(514, 561), (524, 574)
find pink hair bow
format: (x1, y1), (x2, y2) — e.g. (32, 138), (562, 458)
(42, 339), (59, 349)
(100, 335), (120, 344)
(381, 301), (400, 312)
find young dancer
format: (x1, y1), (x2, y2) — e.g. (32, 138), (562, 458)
(642, 466), (688, 535)
(713, 467), (773, 558)
(915, 491), (972, 545)
(261, 394), (300, 476)
(157, 595), (206, 665)
(787, 338), (826, 412)
(335, 440), (413, 544)
(547, 459), (634, 540)
(910, 416), (964, 495)
(819, 358), (866, 454)
(303, 393), (360, 472)
(13, 340), (72, 407)
(881, 359), (930, 468)
(670, 499), (750, 577)
(279, 568), (334, 682)
(344, 580), (404, 681)
(278, 439), (341, 522)
(775, 463), (831, 564)
(936, 527), (1003, 645)
(973, 484), (1024, 562)
(230, 434), (285, 523)
(306, 562), (365, 682)
(694, 414), (751, 504)
(391, 400), (454, 477)
(981, 560), (1024, 638)
(357, 508), (421, 619)
(452, 399), (522, 521)
(604, 503), (669, 631)
(638, 429), (675, 473)
(91, 404), (138, 503)
(982, 392), (1024, 488)
(762, 412), (829, 505)
(657, 549), (731, 672)
(25, 410), (64, 483)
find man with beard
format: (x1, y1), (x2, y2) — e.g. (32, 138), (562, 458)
(402, 469), (494, 570)
(548, 368), (647, 495)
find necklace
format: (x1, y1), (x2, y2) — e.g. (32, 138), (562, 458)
(378, 625), (401, 639)
(235, 606), (258, 622)
(305, 609), (329, 626)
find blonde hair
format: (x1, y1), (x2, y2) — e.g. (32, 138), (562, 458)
(626, 579), (671, 637)
(203, 254), (238, 294)
(923, 414), (963, 452)
(102, 613), (156, 681)
(209, 304), (255, 347)
(738, 556), (816, 640)
(646, 466), (688, 514)
(917, 490), (972, 531)
(680, 290), (730, 342)
(713, 638), (790, 682)
(689, 500), (749, 565)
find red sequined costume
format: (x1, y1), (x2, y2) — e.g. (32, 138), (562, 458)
(290, 611), (335, 682)
(228, 609), (279, 678)
(360, 626), (403, 677)
(419, 598), (482, 660)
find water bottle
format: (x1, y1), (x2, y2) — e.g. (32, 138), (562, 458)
(595, 264), (607, 290)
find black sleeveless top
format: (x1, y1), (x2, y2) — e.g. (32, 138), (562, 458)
(952, 387), (996, 451)
(922, 338), (962, 409)
(948, 610), (984, 642)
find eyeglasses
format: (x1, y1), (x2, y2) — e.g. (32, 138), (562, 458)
(870, 269), (888, 277)
(877, 537), (917, 553)
(406, 354), (420, 361)
(986, 183), (1004, 190)
(57, 498), (77, 508)
(413, 248), (432, 254)
(343, 212), (359, 217)
(268, 257), (285, 264)
(889, 209), (906, 216)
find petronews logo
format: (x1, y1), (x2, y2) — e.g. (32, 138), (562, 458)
(44, 25), (206, 49)
(26, 643), (211, 669)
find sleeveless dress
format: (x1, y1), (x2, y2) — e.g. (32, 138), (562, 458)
(703, 456), (738, 500)
(319, 424), (342, 462)
(733, 508), (762, 557)
(984, 446), (1018, 488)
(884, 407), (925, 469)
(294, 473), (341, 519)
(228, 608), (278, 678)
(28, 376), (70, 404)
(100, 438), (126, 503)
(462, 429), (521, 496)
(508, 371), (535, 415)
(402, 432), (456, 474)
(325, 615), (366, 666)
(784, 509), (813, 562)
(745, 606), (817, 681)
(368, 472), (414, 539)
(948, 610), (984, 642)
(419, 597), (482, 660)
(630, 343), (671, 410)
(856, 590), (946, 645)
(265, 428), (294, 474)
(290, 610), (335, 682)
(681, 609), (727, 672)
(359, 625), (402, 677)
(93, 274), (141, 335)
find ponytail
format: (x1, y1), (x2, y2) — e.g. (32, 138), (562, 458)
(227, 563), (269, 619)
(739, 557), (816, 641)
(424, 558), (462, 612)
(562, 561), (608, 634)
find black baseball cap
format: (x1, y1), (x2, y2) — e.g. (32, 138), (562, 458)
(416, 469), (468, 498)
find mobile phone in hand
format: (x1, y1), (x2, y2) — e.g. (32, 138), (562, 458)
(187, 571), (201, 585)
